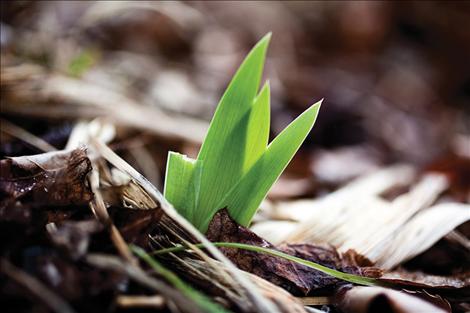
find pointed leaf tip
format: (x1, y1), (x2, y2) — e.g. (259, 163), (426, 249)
(261, 32), (272, 44)
(219, 99), (322, 228)
(250, 33), (271, 57)
(193, 33), (272, 230)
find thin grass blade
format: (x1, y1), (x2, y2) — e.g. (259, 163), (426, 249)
(150, 242), (380, 287)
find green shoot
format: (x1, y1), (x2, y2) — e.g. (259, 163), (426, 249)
(164, 33), (321, 232)
(217, 103), (320, 227)
(164, 153), (203, 224)
(131, 245), (230, 313)
(243, 82), (271, 171)
(68, 49), (97, 77)
(150, 242), (381, 287)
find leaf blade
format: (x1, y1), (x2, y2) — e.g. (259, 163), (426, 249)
(164, 152), (202, 224)
(194, 34), (271, 230)
(219, 101), (322, 228)
(244, 81), (271, 171)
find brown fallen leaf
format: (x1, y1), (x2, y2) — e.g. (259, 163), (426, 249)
(115, 295), (165, 309)
(380, 270), (470, 290)
(206, 209), (381, 295)
(374, 270), (470, 311)
(0, 148), (93, 210)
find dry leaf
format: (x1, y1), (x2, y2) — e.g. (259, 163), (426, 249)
(0, 148), (93, 210)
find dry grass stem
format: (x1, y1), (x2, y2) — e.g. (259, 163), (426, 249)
(0, 118), (57, 152)
(115, 295), (165, 308)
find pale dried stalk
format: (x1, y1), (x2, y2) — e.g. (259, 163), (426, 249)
(115, 295), (165, 308)
(1, 65), (208, 144)
(376, 203), (470, 268)
(65, 119), (115, 151)
(297, 297), (330, 306)
(89, 166), (137, 265)
(63, 120), (137, 264)
(253, 166), (469, 270)
(0, 118), (57, 152)
(265, 165), (415, 225)
(164, 251), (243, 305)
(446, 231), (470, 250)
(184, 258), (307, 313)
(128, 145), (162, 188)
(78, 1), (203, 32)
(254, 165), (416, 244)
(341, 174), (448, 259)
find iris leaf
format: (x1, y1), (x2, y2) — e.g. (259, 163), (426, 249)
(216, 101), (321, 228)
(164, 33), (321, 232)
(243, 81), (270, 172)
(193, 33), (271, 230)
(164, 152), (203, 224)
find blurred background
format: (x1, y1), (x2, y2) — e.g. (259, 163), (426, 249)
(1, 1), (469, 198)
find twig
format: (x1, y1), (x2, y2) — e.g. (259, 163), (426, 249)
(2, 68), (208, 144)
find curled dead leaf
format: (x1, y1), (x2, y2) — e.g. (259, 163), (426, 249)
(0, 148), (93, 210)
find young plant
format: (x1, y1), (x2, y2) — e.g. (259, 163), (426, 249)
(164, 33), (321, 232)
